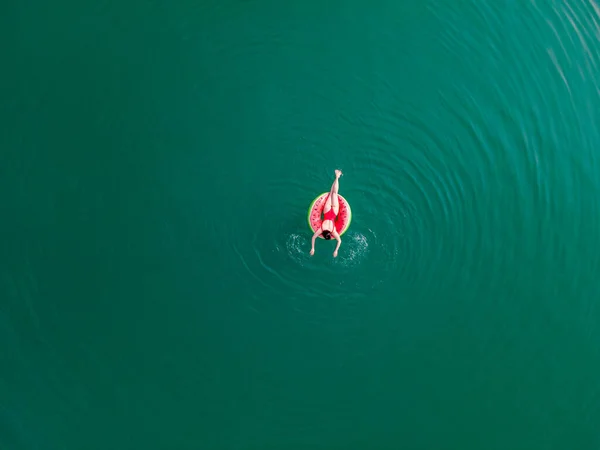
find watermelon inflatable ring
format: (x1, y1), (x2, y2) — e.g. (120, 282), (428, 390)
(307, 193), (352, 239)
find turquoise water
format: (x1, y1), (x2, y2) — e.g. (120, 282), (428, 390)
(3, 0), (600, 448)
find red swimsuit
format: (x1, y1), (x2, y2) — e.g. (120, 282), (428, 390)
(323, 208), (337, 222)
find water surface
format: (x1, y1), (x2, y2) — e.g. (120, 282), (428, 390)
(3, 0), (600, 448)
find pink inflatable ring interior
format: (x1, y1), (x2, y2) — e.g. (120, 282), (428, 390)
(307, 193), (352, 239)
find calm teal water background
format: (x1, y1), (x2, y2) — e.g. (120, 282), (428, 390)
(3, 1), (600, 449)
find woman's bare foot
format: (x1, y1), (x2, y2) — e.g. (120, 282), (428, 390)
(335, 169), (342, 178)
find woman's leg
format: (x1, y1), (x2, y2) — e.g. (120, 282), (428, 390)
(324, 170), (342, 214)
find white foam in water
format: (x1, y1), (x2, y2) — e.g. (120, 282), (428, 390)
(335, 231), (369, 267)
(284, 233), (310, 265)
(277, 231), (370, 267)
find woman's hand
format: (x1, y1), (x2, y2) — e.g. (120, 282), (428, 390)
(310, 228), (321, 256)
(333, 232), (341, 258)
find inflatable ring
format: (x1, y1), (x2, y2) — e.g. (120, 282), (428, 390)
(307, 193), (352, 239)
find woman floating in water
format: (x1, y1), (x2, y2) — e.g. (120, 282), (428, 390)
(310, 170), (343, 257)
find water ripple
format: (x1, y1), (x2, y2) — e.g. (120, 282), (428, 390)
(222, 0), (600, 318)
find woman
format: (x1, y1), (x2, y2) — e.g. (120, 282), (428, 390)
(310, 170), (343, 257)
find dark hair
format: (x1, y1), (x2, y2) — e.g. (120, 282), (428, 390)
(322, 230), (332, 240)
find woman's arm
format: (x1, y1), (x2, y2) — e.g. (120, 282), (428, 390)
(310, 227), (321, 255)
(333, 233), (342, 257)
